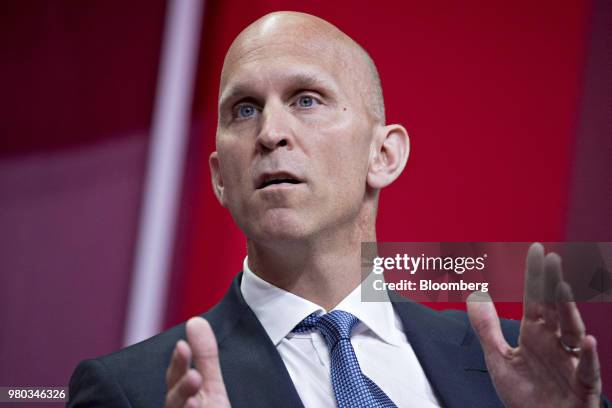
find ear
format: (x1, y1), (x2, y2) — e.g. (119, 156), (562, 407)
(367, 124), (410, 189)
(209, 151), (227, 207)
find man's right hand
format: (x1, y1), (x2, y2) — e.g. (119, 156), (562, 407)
(165, 317), (231, 408)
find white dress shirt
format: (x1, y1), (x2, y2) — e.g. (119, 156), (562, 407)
(240, 257), (440, 408)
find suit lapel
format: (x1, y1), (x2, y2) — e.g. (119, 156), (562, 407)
(392, 299), (503, 408)
(203, 274), (304, 408)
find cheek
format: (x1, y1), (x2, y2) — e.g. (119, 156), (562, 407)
(316, 123), (371, 186)
(218, 143), (251, 200)
(313, 143), (370, 211)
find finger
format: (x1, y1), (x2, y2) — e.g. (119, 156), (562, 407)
(166, 340), (192, 389)
(467, 291), (511, 360)
(186, 317), (226, 396)
(523, 242), (545, 320)
(556, 282), (585, 349)
(165, 369), (202, 408)
(185, 395), (203, 408)
(575, 335), (601, 395)
(542, 252), (563, 330)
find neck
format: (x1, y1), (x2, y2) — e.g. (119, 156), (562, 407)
(246, 214), (376, 311)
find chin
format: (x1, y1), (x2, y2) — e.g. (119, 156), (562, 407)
(249, 210), (313, 243)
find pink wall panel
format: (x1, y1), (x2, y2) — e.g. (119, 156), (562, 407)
(0, 0), (166, 390)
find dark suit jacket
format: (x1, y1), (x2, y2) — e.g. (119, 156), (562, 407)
(68, 273), (607, 407)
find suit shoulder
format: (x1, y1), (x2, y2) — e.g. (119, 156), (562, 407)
(69, 322), (187, 408)
(100, 322), (187, 371)
(68, 358), (132, 407)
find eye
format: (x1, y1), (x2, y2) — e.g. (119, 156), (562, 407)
(234, 103), (258, 119)
(296, 95), (316, 108)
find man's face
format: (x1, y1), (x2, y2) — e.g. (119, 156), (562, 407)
(212, 25), (377, 243)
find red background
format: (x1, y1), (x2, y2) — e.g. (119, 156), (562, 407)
(2, 0), (610, 397)
(170, 0), (590, 324)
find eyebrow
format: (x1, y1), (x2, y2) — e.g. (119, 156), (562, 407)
(218, 72), (335, 113)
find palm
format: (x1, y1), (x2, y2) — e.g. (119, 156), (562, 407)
(467, 243), (602, 408)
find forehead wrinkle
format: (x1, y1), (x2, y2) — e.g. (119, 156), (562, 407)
(221, 37), (342, 93)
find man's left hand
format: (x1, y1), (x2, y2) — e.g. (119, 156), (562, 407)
(467, 242), (602, 408)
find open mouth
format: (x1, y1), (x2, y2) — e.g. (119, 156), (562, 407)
(257, 173), (302, 189)
(260, 178), (300, 188)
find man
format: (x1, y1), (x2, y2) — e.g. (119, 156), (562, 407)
(68, 12), (605, 408)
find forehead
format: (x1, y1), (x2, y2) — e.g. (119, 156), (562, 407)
(220, 38), (346, 96)
(219, 27), (359, 96)
(224, 18), (343, 69)
(219, 58), (341, 107)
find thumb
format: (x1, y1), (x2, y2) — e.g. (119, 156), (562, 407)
(186, 317), (228, 398)
(467, 291), (509, 359)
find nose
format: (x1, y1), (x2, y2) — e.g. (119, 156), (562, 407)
(256, 103), (293, 153)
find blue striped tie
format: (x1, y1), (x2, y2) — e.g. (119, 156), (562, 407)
(293, 310), (398, 408)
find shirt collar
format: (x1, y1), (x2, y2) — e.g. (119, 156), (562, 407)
(333, 280), (403, 347)
(240, 257), (402, 347)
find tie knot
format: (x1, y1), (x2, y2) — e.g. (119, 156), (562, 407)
(293, 310), (360, 347)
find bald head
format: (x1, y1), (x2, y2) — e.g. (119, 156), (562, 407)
(220, 11), (385, 123)
(210, 11), (410, 247)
